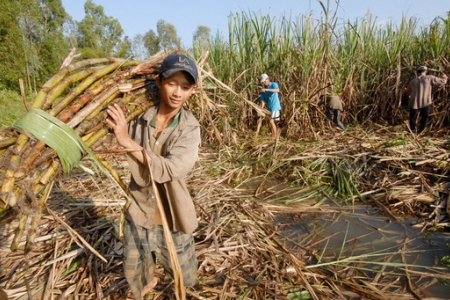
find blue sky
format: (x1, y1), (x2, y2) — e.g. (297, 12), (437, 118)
(61, 0), (449, 47)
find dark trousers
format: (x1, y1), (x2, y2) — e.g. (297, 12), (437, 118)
(326, 108), (345, 130)
(409, 105), (431, 133)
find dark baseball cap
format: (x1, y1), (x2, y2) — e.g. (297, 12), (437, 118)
(160, 54), (198, 83)
(417, 66), (428, 72)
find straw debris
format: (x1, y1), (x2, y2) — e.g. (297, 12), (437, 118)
(1, 49), (450, 299)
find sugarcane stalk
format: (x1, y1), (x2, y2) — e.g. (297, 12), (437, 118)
(25, 180), (54, 251)
(96, 155), (128, 191)
(0, 134), (30, 210)
(80, 131), (95, 143)
(32, 148), (56, 169)
(1, 54), (163, 239)
(76, 89), (148, 136)
(29, 160), (54, 187)
(10, 212), (28, 251)
(49, 76), (115, 119)
(84, 79), (148, 121)
(129, 53), (165, 76)
(69, 78), (152, 133)
(48, 61), (141, 128)
(47, 61), (139, 118)
(13, 61), (149, 181)
(14, 82), (119, 178)
(83, 85), (146, 125)
(37, 160), (60, 186)
(33, 58), (126, 109)
(66, 86), (120, 128)
(27, 164), (59, 216)
(48, 74), (110, 118)
(83, 100), (155, 147)
(14, 141), (47, 179)
(75, 106), (113, 137)
(0, 137), (17, 150)
(58, 84), (119, 124)
(41, 68), (100, 110)
(32, 58), (125, 108)
(15, 79), (118, 178)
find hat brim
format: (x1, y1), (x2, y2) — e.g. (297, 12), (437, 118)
(162, 68), (197, 83)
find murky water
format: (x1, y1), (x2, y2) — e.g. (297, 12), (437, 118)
(280, 205), (450, 299)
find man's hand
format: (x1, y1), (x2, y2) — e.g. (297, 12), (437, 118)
(106, 103), (134, 148)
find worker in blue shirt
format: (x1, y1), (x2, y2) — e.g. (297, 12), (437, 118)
(259, 73), (282, 138)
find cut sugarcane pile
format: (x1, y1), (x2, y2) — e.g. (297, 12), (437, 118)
(3, 130), (450, 299)
(0, 51), (178, 251)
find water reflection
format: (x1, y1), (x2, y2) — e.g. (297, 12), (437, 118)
(279, 205), (450, 299)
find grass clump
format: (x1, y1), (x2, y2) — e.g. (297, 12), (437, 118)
(0, 89), (32, 129)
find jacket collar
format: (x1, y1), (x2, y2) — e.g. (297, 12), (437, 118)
(141, 105), (198, 127)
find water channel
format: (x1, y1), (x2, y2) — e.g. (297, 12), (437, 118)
(280, 204), (450, 299)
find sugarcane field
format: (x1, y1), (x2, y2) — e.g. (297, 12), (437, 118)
(2, 2), (450, 299)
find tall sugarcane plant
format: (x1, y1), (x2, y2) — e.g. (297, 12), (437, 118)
(195, 8), (450, 138)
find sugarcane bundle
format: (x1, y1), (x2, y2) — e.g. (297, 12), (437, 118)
(0, 51), (175, 252)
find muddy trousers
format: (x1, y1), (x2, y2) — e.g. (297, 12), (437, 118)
(123, 219), (198, 300)
(409, 105), (431, 133)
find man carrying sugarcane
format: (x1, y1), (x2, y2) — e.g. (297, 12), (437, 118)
(106, 53), (200, 299)
(406, 66), (448, 133)
(259, 73), (282, 139)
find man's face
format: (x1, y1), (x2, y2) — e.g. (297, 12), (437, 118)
(158, 72), (195, 110)
(262, 78), (270, 87)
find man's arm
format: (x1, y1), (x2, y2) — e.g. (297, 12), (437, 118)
(261, 87), (279, 93)
(261, 82), (280, 93)
(260, 100), (266, 108)
(430, 74), (448, 87)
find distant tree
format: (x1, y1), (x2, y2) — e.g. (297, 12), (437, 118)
(193, 25), (211, 47)
(143, 29), (160, 56)
(156, 19), (181, 51)
(0, 0), (69, 91)
(0, 1), (27, 90)
(35, 0), (70, 81)
(63, 17), (79, 49)
(128, 34), (148, 60)
(76, 0), (127, 58)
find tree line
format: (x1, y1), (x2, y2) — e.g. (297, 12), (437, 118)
(0, 0), (211, 92)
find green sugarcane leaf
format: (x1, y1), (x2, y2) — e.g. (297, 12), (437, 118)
(13, 108), (135, 206)
(14, 109), (83, 174)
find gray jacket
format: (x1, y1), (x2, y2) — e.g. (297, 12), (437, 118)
(327, 95), (344, 111)
(407, 75), (447, 109)
(125, 105), (201, 234)
(319, 95), (344, 111)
